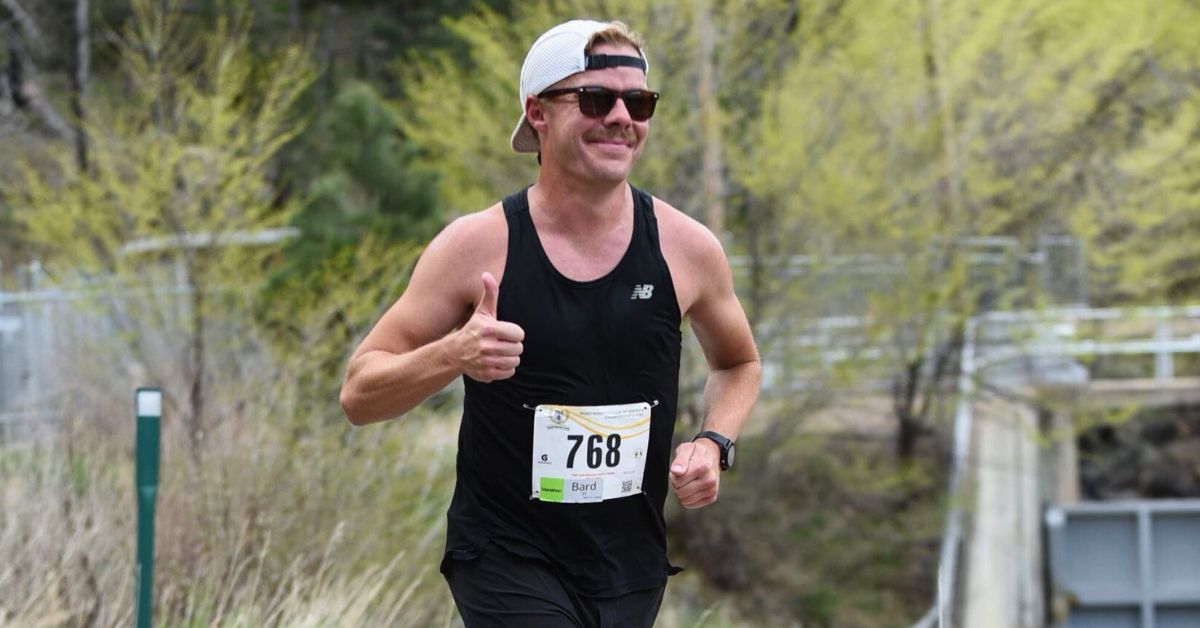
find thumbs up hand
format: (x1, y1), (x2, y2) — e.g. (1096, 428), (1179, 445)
(455, 272), (525, 383)
(475, 270), (502, 319)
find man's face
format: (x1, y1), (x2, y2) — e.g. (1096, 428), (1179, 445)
(528, 42), (651, 185)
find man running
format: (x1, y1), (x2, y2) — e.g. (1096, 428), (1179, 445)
(340, 19), (760, 628)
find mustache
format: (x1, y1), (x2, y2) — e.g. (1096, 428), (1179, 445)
(583, 129), (636, 145)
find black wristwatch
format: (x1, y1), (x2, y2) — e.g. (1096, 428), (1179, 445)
(693, 430), (736, 471)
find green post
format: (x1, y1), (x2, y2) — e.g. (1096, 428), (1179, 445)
(135, 387), (162, 628)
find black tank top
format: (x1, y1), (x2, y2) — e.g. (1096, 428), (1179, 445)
(442, 184), (683, 596)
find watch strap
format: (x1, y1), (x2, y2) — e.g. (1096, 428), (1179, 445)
(693, 430), (733, 470)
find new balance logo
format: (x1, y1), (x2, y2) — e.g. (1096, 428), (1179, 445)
(631, 284), (654, 300)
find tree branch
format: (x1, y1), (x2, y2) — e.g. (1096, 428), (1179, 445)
(69, 0), (90, 171)
(0, 0), (44, 50)
(4, 21), (73, 139)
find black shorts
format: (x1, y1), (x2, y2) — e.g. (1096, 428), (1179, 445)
(443, 543), (666, 628)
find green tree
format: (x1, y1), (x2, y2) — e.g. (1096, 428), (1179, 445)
(7, 0), (316, 458)
(1062, 1), (1200, 303)
(742, 0), (1200, 457)
(282, 82), (440, 270)
(259, 81), (442, 406)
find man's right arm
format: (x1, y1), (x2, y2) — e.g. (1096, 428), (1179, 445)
(339, 208), (521, 425)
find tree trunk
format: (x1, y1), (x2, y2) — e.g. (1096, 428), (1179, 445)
(0, 0), (44, 48)
(921, 0), (963, 225)
(894, 358), (922, 460)
(5, 26), (20, 107)
(696, 0), (725, 235)
(186, 256), (206, 463)
(3, 19), (72, 139)
(745, 192), (765, 332)
(288, 0), (300, 36)
(69, 0), (89, 172)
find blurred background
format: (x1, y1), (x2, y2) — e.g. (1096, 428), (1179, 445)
(1, 1), (1198, 626)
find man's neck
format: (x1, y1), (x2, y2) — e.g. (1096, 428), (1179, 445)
(528, 172), (631, 232)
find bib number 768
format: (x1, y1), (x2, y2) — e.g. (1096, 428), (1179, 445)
(531, 402), (649, 503)
(566, 433), (621, 469)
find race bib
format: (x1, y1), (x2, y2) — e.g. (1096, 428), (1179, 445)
(530, 402), (652, 504)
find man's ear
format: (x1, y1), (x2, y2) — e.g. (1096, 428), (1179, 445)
(526, 95), (549, 134)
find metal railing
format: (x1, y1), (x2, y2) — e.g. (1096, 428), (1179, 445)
(0, 274), (201, 439)
(915, 304), (1200, 627)
(911, 318), (978, 628)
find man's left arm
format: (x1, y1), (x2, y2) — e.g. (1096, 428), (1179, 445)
(669, 238), (761, 509)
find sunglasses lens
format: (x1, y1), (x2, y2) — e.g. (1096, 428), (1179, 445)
(624, 92), (657, 121)
(578, 89), (617, 118)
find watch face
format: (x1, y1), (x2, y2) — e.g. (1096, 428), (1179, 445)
(726, 443), (735, 469)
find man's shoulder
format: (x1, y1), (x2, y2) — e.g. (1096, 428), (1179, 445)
(646, 194), (725, 261)
(414, 202), (507, 292)
(435, 202), (507, 249)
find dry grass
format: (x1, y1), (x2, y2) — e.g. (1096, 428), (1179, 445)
(0, 398), (462, 627)
(0, 283), (465, 627)
(0, 286), (742, 627)
(0, 403), (746, 628)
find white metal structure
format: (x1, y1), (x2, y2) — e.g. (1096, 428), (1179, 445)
(918, 305), (1200, 627)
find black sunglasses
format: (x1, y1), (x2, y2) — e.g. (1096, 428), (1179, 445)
(537, 86), (660, 122)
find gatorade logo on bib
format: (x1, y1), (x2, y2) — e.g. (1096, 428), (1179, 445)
(530, 402), (652, 504)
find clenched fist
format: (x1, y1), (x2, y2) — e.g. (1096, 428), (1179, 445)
(454, 272), (525, 382)
(669, 439), (721, 509)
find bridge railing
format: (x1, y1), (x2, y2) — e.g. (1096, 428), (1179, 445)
(918, 304), (1200, 627)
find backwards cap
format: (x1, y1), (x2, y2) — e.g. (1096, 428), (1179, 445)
(510, 20), (649, 154)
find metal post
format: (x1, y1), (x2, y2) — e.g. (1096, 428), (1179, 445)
(1138, 506), (1155, 628)
(135, 388), (162, 628)
(1154, 316), (1173, 380)
(936, 317), (978, 628)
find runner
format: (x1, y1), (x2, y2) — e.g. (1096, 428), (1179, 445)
(340, 18), (760, 627)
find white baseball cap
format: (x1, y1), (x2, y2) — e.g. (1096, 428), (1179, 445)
(510, 19), (649, 154)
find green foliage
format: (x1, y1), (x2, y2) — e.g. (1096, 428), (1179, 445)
(9, 0), (315, 283)
(3, 0), (319, 456)
(294, 0), (516, 91)
(738, 0), (1200, 462)
(796, 585), (839, 627)
(258, 234), (425, 410)
(1073, 5), (1200, 302)
(393, 0), (802, 214)
(392, 4), (537, 211)
(257, 82), (441, 401)
(280, 82), (440, 270)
